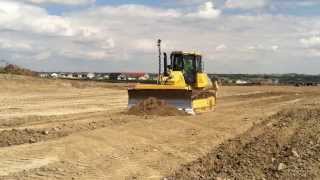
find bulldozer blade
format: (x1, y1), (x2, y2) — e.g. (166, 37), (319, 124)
(128, 89), (195, 114)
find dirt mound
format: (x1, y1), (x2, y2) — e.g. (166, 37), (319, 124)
(128, 97), (187, 116)
(168, 106), (320, 179)
(0, 128), (67, 147)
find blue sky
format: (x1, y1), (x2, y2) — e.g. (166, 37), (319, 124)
(0, 0), (320, 74)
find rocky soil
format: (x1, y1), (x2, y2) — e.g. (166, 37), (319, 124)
(168, 104), (320, 180)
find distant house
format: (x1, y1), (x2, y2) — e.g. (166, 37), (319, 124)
(139, 73), (150, 80)
(235, 80), (248, 85)
(127, 76), (136, 81)
(39, 73), (49, 78)
(109, 73), (121, 80)
(58, 73), (66, 78)
(103, 74), (110, 80)
(87, 73), (95, 79)
(95, 73), (109, 80)
(74, 73), (84, 79)
(95, 73), (102, 79)
(124, 72), (149, 81)
(117, 74), (127, 80)
(67, 73), (74, 79)
(51, 73), (58, 78)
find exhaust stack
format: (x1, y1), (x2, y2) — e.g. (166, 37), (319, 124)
(157, 39), (162, 84)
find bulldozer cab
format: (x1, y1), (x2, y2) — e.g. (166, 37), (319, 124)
(170, 52), (203, 86)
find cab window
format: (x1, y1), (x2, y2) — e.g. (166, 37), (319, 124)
(171, 54), (202, 73)
(195, 55), (203, 73)
(183, 55), (194, 74)
(172, 54), (183, 71)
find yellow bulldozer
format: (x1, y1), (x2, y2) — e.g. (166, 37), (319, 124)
(128, 40), (218, 115)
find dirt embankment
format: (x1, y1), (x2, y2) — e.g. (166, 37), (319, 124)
(128, 97), (187, 116)
(168, 104), (320, 180)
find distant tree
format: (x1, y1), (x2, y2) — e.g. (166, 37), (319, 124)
(3, 64), (37, 76)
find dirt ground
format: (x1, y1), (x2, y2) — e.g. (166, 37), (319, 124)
(168, 105), (320, 180)
(0, 74), (320, 180)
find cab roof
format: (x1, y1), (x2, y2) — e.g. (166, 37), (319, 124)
(171, 51), (202, 56)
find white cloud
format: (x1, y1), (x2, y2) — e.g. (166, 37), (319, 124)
(300, 36), (320, 57)
(246, 44), (279, 52)
(133, 39), (157, 53)
(0, 0), (319, 73)
(271, 45), (279, 51)
(0, 1), (223, 64)
(15, 0), (95, 6)
(90, 4), (181, 19)
(215, 44), (227, 52)
(300, 36), (320, 48)
(0, 1), (116, 62)
(33, 51), (52, 61)
(0, 38), (32, 52)
(187, 1), (221, 19)
(247, 46), (256, 50)
(0, 1), (75, 36)
(174, 0), (208, 4)
(81, 2), (220, 20)
(225, 0), (269, 9)
(308, 49), (320, 57)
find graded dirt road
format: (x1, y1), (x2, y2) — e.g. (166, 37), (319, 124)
(0, 74), (319, 180)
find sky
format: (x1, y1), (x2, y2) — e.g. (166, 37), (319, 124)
(0, 0), (320, 74)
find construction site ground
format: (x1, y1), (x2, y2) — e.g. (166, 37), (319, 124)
(0, 74), (319, 180)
